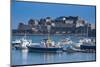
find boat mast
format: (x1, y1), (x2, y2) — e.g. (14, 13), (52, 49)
(47, 19), (52, 47)
(87, 22), (88, 38)
(48, 26), (51, 40)
(24, 33), (27, 39)
(47, 25), (51, 43)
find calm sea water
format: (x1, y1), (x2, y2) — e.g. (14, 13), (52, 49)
(11, 35), (96, 65)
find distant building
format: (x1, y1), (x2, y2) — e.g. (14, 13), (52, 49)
(76, 17), (86, 27)
(13, 16), (95, 37)
(53, 16), (78, 33)
(18, 22), (30, 30)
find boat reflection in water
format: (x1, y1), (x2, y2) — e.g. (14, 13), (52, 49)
(18, 49), (63, 65)
(21, 49), (28, 64)
(43, 52), (62, 64)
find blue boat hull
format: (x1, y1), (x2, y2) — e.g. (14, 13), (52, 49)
(12, 43), (20, 46)
(27, 45), (63, 52)
(80, 45), (96, 50)
(80, 45), (96, 53)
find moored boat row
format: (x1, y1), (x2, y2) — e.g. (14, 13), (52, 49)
(12, 37), (96, 53)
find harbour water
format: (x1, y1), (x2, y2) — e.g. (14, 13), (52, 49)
(11, 35), (96, 65)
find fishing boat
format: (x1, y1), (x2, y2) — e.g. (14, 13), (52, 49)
(12, 39), (21, 45)
(59, 38), (73, 45)
(14, 37), (32, 49)
(27, 38), (63, 52)
(12, 33), (32, 49)
(74, 23), (96, 52)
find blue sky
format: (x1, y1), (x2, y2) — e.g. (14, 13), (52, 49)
(12, 1), (96, 29)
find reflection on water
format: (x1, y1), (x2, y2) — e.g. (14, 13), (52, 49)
(21, 49), (28, 64)
(12, 49), (96, 65)
(43, 52), (62, 63)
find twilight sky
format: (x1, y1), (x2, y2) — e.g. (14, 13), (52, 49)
(12, 1), (96, 29)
